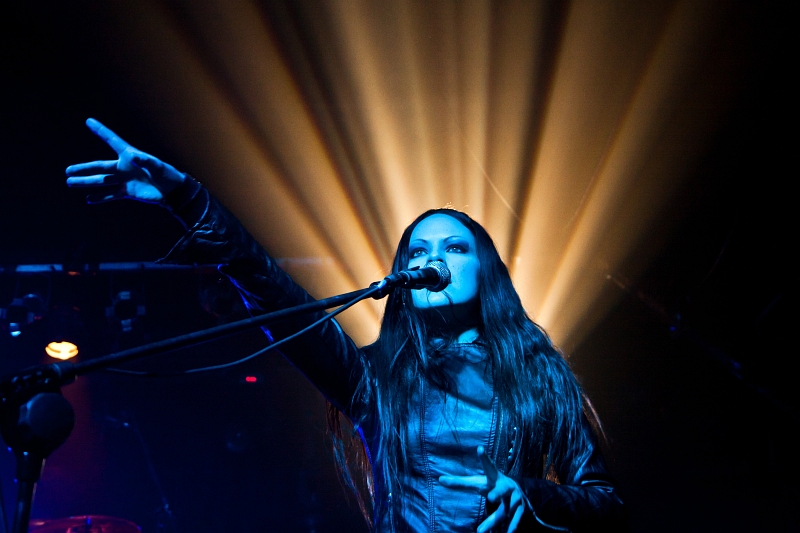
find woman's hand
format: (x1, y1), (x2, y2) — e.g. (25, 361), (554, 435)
(66, 118), (185, 204)
(439, 446), (531, 533)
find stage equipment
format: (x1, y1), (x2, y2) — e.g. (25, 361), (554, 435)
(1, 294), (46, 337)
(0, 267), (423, 533)
(45, 341), (79, 360)
(45, 305), (83, 361)
(106, 291), (146, 333)
(28, 515), (140, 533)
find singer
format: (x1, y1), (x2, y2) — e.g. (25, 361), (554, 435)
(66, 119), (625, 532)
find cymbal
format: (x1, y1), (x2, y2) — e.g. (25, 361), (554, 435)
(29, 515), (140, 533)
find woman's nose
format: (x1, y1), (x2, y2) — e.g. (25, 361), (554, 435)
(428, 247), (446, 264)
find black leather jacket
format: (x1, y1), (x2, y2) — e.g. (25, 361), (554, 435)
(162, 179), (626, 532)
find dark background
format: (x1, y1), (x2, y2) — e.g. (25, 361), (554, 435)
(1, 1), (794, 532)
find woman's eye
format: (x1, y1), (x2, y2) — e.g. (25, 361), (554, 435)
(446, 245), (466, 253)
(410, 248), (427, 258)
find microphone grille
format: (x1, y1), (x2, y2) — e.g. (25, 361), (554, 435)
(426, 260), (451, 292)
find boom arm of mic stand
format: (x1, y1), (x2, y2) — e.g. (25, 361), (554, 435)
(0, 284), (383, 533)
(2, 286), (378, 396)
(71, 285), (380, 378)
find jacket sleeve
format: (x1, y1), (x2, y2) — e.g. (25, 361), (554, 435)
(158, 179), (367, 417)
(519, 417), (627, 532)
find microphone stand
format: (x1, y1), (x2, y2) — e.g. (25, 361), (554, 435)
(0, 282), (391, 533)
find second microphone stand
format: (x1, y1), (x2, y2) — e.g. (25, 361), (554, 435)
(0, 274), (411, 533)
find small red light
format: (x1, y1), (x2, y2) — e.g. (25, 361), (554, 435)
(244, 376), (258, 383)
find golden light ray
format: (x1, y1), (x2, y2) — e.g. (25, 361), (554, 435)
(475, 0), (547, 259)
(396, 1), (441, 208)
(164, 0), (387, 312)
(451, 0), (492, 224)
(97, 0), (383, 343)
(533, 0), (725, 344)
(87, 0), (745, 350)
(512, 0), (675, 322)
(325, 0), (423, 238)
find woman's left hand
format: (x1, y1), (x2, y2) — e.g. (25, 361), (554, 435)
(439, 446), (531, 533)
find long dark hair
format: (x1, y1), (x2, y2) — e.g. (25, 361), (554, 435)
(329, 208), (598, 527)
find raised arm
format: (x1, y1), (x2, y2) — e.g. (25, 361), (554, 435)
(66, 119), (368, 418)
(161, 193), (368, 417)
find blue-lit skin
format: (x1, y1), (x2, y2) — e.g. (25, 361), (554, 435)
(409, 215), (530, 528)
(408, 214), (480, 341)
(65, 119), (185, 203)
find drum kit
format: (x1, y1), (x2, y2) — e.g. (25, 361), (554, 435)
(27, 515), (140, 533)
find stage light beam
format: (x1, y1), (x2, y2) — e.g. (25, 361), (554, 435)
(86, 0), (746, 349)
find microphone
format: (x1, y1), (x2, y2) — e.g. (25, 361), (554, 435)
(375, 261), (451, 294)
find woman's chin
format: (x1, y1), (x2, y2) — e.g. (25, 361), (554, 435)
(412, 293), (450, 308)
(413, 300), (480, 329)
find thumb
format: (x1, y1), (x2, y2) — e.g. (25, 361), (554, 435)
(478, 446), (499, 485)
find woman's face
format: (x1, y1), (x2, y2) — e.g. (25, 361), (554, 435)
(407, 214), (480, 316)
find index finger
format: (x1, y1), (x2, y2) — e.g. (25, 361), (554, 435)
(86, 118), (132, 154)
(478, 446), (499, 485)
